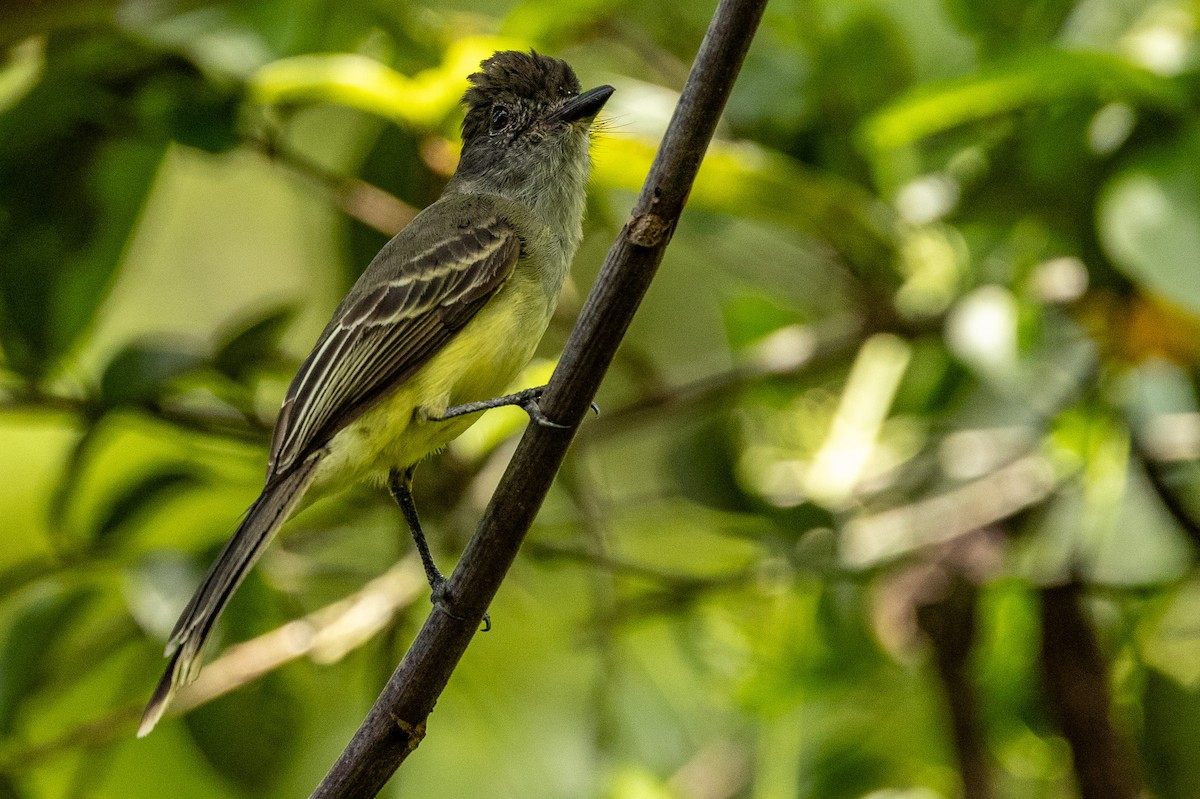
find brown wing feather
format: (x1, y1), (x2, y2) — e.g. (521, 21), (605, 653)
(267, 215), (520, 474)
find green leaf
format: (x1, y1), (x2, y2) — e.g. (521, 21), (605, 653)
(943, 0), (1076, 50)
(183, 671), (303, 793)
(0, 586), (91, 734)
(861, 49), (1185, 155)
(668, 415), (755, 514)
(597, 135), (901, 286)
(131, 60), (241, 154)
(0, 30), (239, 378)
(99, 342), (203, 408)
(347, 123), (442, 286)
(817, 9), (916, 120)
(891, 335), (966, 415)
(721, 293), (801, 351)
(213, 305), (296, 384)
(249, 35), (520, 128)
(1143, 669), (1200, 799)
(1140, 576), (1200, 688)
(1098, 131), (1200, 315)
(90, 467), (203, 549)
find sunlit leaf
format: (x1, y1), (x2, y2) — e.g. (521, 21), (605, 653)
(90, 467), (203, 549)
(1099, 132), (1200, 316)
(861, 49), (1185, 155)
(503, 0), (621, 43)
(1140, 576), (1200, 688)
(0, 37), (44, 113)
(249, 35), (523, 129)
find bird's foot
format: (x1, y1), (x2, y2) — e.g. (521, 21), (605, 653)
(517, 387), (600, 429)
(436, 385), (599, 430)
(429, 577), (491, 632)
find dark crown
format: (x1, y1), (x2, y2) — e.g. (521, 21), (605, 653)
(461, 50), (581, 141)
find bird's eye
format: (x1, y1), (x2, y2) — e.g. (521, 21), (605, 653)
(490, 106), (510, 132)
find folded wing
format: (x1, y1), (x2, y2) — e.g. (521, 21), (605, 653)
(268, 214), (520, 475)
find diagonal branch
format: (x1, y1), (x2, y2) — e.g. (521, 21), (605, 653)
(308, 1), (769, 795)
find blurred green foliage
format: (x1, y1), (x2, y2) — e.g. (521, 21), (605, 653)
(3, 0), (1200, 797)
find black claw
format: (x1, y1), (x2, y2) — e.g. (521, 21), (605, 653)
(430, 577), (451, 609)
(430, 578), (492, 631)
(524, 400), (569, 429)
(430, 592), (465, 622)
(590, 401), (601, 416)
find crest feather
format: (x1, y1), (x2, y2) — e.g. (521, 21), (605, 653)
(461, 50), (581, 141)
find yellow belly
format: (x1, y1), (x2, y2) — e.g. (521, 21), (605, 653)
(312, 273), (551, 488)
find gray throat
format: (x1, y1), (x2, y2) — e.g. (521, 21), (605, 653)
(445, 139), (591, 262)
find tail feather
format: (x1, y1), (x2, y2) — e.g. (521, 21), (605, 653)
(138, 457), (320, 737)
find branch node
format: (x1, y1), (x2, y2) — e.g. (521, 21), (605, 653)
(628, 213), (671, 247)
(388, 712), (427, 753)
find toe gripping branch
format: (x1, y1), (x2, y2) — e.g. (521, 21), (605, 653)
(436, 385), (599, 429)
(388, 466), (491, 631)
(401, 385), (599, 631)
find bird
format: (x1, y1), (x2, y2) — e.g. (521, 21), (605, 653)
(138, 49), (613, 736)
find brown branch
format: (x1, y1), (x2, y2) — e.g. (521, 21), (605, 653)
(915, 565), (991, 799)
(1039, 583), (1140, 799)
(247, 135), (418, 236)
(307, 1), (769, 795)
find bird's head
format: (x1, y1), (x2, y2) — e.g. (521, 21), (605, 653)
(453, 50), (613, 212)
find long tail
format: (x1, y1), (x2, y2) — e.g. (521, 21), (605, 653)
(138, 456), (320, 737)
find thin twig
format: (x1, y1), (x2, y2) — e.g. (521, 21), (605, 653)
(581, 316), (864, 440)
(0, 557), (425, 770)
(0, 392), (269, 444)
(841, 454), (1059, 567)
(555, 458), (622, 756)
(525, 538), (738, 584)
(308, 2), (769, 795)
(175, 556), (425, 713)
(247, 134), (418, 236)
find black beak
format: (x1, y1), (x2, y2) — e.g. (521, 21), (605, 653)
(549, 85), (615, 125)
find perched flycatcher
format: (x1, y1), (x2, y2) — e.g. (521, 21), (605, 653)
(139, 50), (613, 736)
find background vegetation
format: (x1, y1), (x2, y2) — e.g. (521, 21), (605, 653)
(3, 0), (1200, 796)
